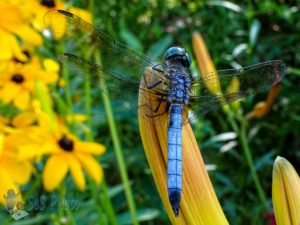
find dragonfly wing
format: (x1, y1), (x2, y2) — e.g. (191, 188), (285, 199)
(188, 60), (287, 121)
(44, 10), (169, 83)
(58, 53), (170, 121)
(44, 10), (170, 121)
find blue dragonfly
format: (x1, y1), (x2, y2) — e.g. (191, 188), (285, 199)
(44, 10), (286, 216)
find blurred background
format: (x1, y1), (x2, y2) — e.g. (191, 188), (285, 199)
(0, 0), (299, 224)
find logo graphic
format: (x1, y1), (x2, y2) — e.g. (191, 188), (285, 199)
(4, 189), (29, 220)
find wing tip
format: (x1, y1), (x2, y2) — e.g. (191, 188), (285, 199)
(57, 10), (73, 17)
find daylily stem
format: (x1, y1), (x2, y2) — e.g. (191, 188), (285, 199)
(227, 113), (270, 211)
(100, 182), (119, 225)
(240, 119), (270, 211)
(88, 177), (107, 225)
(95, 52), (139, 225)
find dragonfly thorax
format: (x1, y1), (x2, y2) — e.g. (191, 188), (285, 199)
(167, 71), (191, 105)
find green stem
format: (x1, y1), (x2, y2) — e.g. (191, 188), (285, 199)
(227, 113), (270, 211)
(239, 119), (270, 211)
(84, 57), (94, 141)
(99, 182), (119, 225)
(95, 52), (139, 225)
(84, 74), (118, 225)
(81, 34), (118, 224)
(88, 178), (107, 225)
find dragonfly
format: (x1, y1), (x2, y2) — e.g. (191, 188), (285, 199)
(44, 10), (286, 216)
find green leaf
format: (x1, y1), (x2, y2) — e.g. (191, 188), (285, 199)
(120, 29), (143, 52)
(147, 35), (173, 59)
(108, 183), (126, 198)
(249, 19), (261, 47)
(206, 1), (243, 13)
(117, 208), (160, 225)
(232, 43), (248, 58)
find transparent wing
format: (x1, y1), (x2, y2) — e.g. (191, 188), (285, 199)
(44, 10), (171, 122)
(44, 10), (169, 83)
(187, 60), (286, 121)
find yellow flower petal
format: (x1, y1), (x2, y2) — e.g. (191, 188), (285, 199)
(18, 144), (43, 160)
(14, 25), (42, 46)
(12, 112), (36, 128)
(0, 169), (19, 205)
(70, 7), (91, 23)
(0, 134), (4, 157)
(43, 154), (69, 191)
(66, 154), (85, 190)
(43, 58), (60, 73)
(272, 156), (300, 225)
(1, 82), (20, 103)
(246, 83), (281, 119)
(0, 30), (14, 60)
(75, 141), (106, 155)
(76, 153), (103, 184)
(192, 32), (221, 95)
(4, 160), (32, 185)
(14, 89), (30, 110)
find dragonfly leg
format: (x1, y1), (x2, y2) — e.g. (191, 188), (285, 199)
(147, 103), (170, 118)
(142, 73), (162, 89)
(152, 64), (165, 73)
(140, 97), (170, 118)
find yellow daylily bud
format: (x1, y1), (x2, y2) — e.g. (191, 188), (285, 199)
(192, 32), (221, 95)
(272, 156), (300, 225)
(246, 83), (281, 120)
(138, 68), (229, 224)
(226, 77), (240, 111)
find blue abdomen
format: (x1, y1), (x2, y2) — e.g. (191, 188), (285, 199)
(167, 103), (183, 216)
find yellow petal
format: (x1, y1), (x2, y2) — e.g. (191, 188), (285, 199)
(0, 169), (19, 205)
(1, 82), (20, 103)
(14, 25), (42, 46)
(43, 154), (69, 191)
(66, 154), (85, 190)
(0, 133), (4, 157)
(76, 153), (103, 184)
(66, 114), (87, 123)
(272, 156), (300, 225)
(247, 83), (281, 119)
(138, 69), (229, 224)
(5, 160), (32, 185)
(0, 30), (13, 60)
(70, 7), (92, 23)
(14, 89), (30, 110)
(43, 58), (60, 73)
(12, 112), (36, 128)
(192, 32), (221, 95)
(18, 144), (43, 160)
(75, 141), (106, 155)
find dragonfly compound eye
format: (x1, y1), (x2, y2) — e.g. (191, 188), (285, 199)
(164, 46), (192, 68)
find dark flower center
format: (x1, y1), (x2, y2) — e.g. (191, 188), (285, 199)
(58, 136), (74, 152)
(40, 0), (56, 8)
(11, 74), (25, 84)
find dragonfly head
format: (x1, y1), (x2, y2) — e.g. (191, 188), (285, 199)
(164, 46), (192, 69)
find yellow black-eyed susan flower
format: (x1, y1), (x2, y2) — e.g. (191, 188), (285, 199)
(0, 131), (33, 205)
(18, 116), (105, 191)
(0, 57), (58, 110)
(26, 0), (91, 32)
(0, 1), (42, 61)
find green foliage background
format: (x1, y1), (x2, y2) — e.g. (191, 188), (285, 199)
(88, 1), (299, 224)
